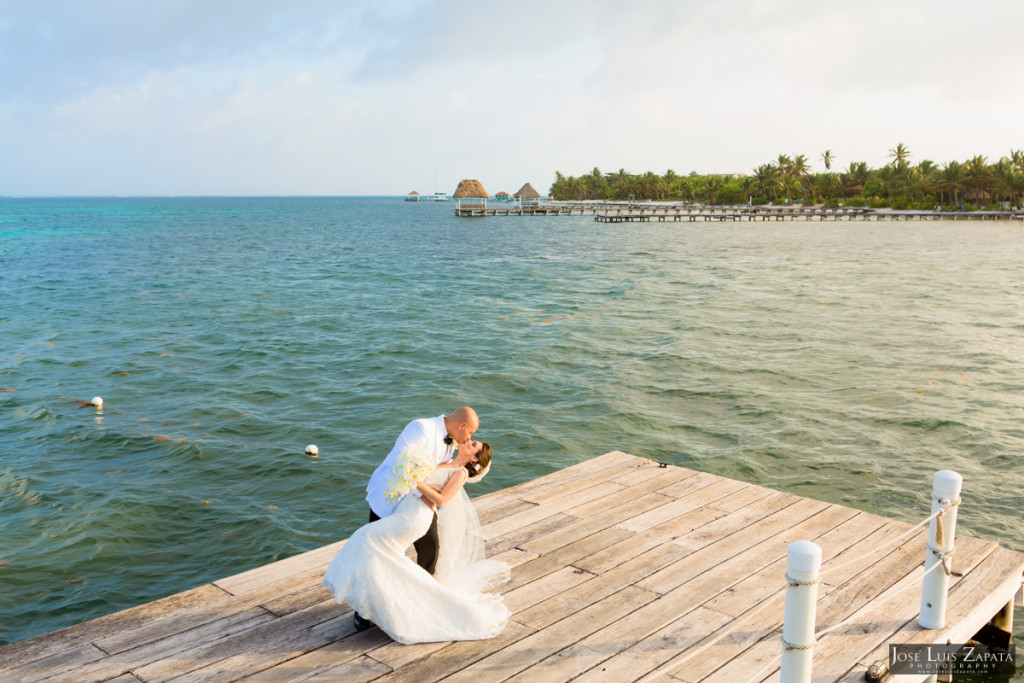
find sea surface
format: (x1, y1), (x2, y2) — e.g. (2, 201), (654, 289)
(1, 197), (1022, 674)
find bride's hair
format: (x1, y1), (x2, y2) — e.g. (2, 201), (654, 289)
(465, 442), (492, 479)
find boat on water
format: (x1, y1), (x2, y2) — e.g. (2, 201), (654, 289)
(428, 191), (451, 202)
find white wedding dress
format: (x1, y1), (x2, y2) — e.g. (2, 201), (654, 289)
(322, 467), (510, 644)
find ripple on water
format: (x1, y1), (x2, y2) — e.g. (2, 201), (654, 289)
(1, 200), (1023, 654)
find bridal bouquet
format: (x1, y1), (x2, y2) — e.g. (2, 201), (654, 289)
(384, 444), (434, 506)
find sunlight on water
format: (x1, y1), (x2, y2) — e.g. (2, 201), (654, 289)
(1, 197), (1022, 654)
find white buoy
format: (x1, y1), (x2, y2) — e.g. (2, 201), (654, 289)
(781, 540), (822, 683)
(305, 444), (318, 456)
(919, 470), (962, 629)
(91, 397), (103, 407)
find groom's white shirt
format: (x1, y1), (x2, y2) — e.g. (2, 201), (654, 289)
(366, 415), (455, 518)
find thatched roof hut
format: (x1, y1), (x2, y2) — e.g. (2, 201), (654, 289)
(453, 179), (489, 198)
(514, 183), (542, 199)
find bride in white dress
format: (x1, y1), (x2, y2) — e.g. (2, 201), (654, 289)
(322, 441), (510, 644)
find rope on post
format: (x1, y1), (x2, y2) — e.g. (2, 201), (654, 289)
(781, 571), (820, 651)
(927, 544), (956, 576)
(781, 636), (815, 652)
(931, 494), (961, 548)
(785, 573), (820, 587)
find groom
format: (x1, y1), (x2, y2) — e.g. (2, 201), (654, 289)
(355, 406), (479, 630)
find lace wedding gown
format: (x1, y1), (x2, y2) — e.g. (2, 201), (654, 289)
(322, 467), (510, 644)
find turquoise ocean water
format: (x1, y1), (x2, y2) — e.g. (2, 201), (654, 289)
(1, 197), (1022, 669)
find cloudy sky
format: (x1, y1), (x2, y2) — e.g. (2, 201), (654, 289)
(3, 0), (1023, 196)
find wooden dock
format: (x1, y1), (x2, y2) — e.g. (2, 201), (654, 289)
(2, 452), (1022, 682)
(454, 200), (1024, 221)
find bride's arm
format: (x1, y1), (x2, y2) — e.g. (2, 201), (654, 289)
(415, 469), (468, 507)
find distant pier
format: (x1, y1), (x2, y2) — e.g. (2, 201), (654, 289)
(455, 200), (1024, 221)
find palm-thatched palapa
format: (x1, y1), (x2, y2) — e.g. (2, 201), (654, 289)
(514, 183), (542, 199)
(453, 179), (489, 198)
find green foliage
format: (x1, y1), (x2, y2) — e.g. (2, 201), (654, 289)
(549, 148), (1024, 210)
(715, 183), (745, 205)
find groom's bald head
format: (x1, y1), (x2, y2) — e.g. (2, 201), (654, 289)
(446, 406), (479, 443)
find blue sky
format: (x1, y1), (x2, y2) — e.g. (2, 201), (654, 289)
(2, 0), (1023, 196)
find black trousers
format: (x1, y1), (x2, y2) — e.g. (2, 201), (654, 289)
(368, 506), (439, 575)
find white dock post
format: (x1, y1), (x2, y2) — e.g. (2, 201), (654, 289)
(919, 470), (963, 629)
(781, 540), (822, 683)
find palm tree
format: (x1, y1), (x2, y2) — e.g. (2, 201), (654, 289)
(964, 155), (991, 206)
(841, 161), (869, 201)
(753, 163), (779, 200)
(791, 154), (810, 201)
(888, 143), (911, 169)
(707, 176), (725, 204)
(1009, 149), (1024, 174)
(776, 155), (794, 203)
(820, 150), (835, 172)
(991, 160), (1024, 207)
(936, 161), (967, 206)
(664, 169), (680, 198)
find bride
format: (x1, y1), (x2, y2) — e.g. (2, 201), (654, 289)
(322, 440), (510, 644)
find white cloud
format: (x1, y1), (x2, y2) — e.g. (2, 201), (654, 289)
(2, 0), (1023, 195)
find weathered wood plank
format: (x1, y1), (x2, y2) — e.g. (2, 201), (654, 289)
(503, 565), (597, 614)
(609, 462), (700, 488)
(639, 497), (828, 595)
(95, 568), (329, 656)
(481, 481), (626, 539)
(488, 546), (538, 568)
(574, 504), (731, 575)
(618, 478), (751, 532)
(655, 470), (733, 499)
(704, 511), (885, 617)
(302, 654), (392, 682)
(2, 643), (107, 683)
(361, 638), (449, 672)
(515, 544), (689, 631)
(214, 541), (346, 597)
(503, 641), (609, 682)
(367, 619), (534, 682)
(522, 465), (637, 506)
(495, 451), (642, 501)
(485, 512), (576, 556)
(571, 606), (733, 682)
(575, 489), (791, 576)
(670, 492), (807, 551)
(130, 600), (347, 683)
(22, 608), (277, 683)
(571, 504), (859, 673)
(520, 493), (675, 556)
(0, 583), (232, 673)
(443, 585), (658, 683)
(238, 628), (391, 682)
(473, 496), (536, 526)
(505, 526), (635, 591)
(259, 583), (334, 618)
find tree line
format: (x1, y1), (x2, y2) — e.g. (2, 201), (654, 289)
(549, 146), (1024, 210)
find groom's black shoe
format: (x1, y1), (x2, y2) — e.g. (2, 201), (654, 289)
(353, 612), (373, 632)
